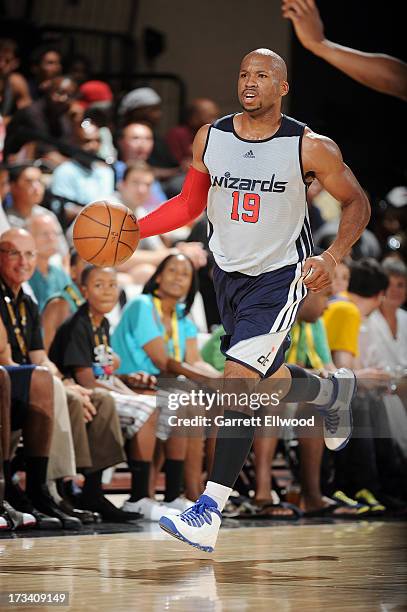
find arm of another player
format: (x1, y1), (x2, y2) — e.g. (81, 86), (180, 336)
(301, 130), (370, 291)
(137, 125), (211, 239)
(282, 0), (407, 102)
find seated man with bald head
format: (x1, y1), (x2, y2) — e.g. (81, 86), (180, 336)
(0, 228), (131, 524)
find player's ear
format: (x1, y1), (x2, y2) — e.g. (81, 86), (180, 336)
(281, 81), (289, 97)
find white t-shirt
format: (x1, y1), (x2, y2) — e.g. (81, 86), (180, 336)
(359, 308), (407, 370)
(0, 202), (10, 235)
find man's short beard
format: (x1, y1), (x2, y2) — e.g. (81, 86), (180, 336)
(240, 102), (262, 113)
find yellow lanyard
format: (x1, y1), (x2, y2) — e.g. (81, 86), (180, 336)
(0, 280), (28, 361)
(64, 284), (84, 308)
(88, 310), (109, 349)
(153, 297), (181, 362)
(287, 322), (324, 370)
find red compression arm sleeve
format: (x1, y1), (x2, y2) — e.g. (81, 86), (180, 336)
(138, 166), (211, 239)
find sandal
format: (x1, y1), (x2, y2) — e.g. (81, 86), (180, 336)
(354, 489), (386, 515)
(332, 490), (372, 517)
(254, 500), (302, 520)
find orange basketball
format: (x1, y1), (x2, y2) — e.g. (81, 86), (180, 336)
(73, 201), (140, 267)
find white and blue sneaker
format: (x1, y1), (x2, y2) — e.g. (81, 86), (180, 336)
(159, 495), (222, 553)
(320, 368), (357, 451)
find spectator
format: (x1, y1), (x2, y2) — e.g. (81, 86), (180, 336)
(51, 119), (114, 221)
(166, 98), (220, 169)
(6, 163), (68, 261)
(323, 258), (391, 509)
(4, 75), (77, 163)
(0, 164), (10, 203)
(49, 265), (181, 521)
(0, 319), (57, 530)
(0, 38), (32, 121)
(115, 161), (207, 283)
(358, 258), (407, 504)
(0, 227), (81, 529)
(113, 254), (219, 502)
(28, 47), (63, 100)
(66, 54), (91, 86)
(115, 121), (167, 210)
(118, 87), (180, 183)
(112, 254), (216, 377)
(0, 228), (137, 524)
(42, 249), (86, 351)
(27, 214), (71, 311)
(77, 81), (116, 161)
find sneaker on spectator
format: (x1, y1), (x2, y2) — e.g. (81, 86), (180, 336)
(2, 500), (36, 529)
(0, 513), (10, 530)
(6, 481), (62, 529)
(163, 497), (195, 512)
(79, 494), (142, 523)
(122, 497), (179, 521)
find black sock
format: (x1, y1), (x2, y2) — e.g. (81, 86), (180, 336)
(25, 456), (48, 499)
(82, 470), (103, 500)
(164, 459), (184, 502)
(128, 460), (150, 502)
(209, 410), (256, 488)
(3, 460), (13, 499)
(284, 364), (322, 402)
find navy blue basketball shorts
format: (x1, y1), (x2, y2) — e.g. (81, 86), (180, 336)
(212, 262), (307, 378)
(4, 365), (35, 430)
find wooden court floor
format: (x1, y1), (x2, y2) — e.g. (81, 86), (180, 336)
(0, 521), (406, 611)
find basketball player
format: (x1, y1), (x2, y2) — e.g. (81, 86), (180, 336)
(137, 49), (370, 552)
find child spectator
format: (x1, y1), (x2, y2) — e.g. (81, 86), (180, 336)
(49, 265), (180, 521)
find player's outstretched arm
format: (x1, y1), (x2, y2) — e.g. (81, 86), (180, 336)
(282, 0), (407, 102)
(137, 125), (210, 239)
(301, 130), (370, 292)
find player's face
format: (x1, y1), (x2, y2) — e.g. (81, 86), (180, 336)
(156, 255), (193, 300)
(384, 274), (407, 309)
(0, 234), (37, 288)
(83, 268), (119, 314)
(238, 55), (287, 114)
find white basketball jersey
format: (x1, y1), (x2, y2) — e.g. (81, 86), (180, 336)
(203, 113), (313, 275)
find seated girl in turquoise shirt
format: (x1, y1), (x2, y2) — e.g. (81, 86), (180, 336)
(112, 253), (217, 378)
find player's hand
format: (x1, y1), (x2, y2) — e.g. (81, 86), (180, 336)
(302, 252), (336, 292)
(281, 0), (325, 51)
(177, 242), (208, 269)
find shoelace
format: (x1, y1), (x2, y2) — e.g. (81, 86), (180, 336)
(325, 407), (340, 434)
(180, 498), (220, 527)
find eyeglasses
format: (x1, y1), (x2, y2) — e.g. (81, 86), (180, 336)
(0, 248), (37, 260)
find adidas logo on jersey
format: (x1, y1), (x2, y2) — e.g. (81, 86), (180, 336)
(243, 150), (255, 158)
